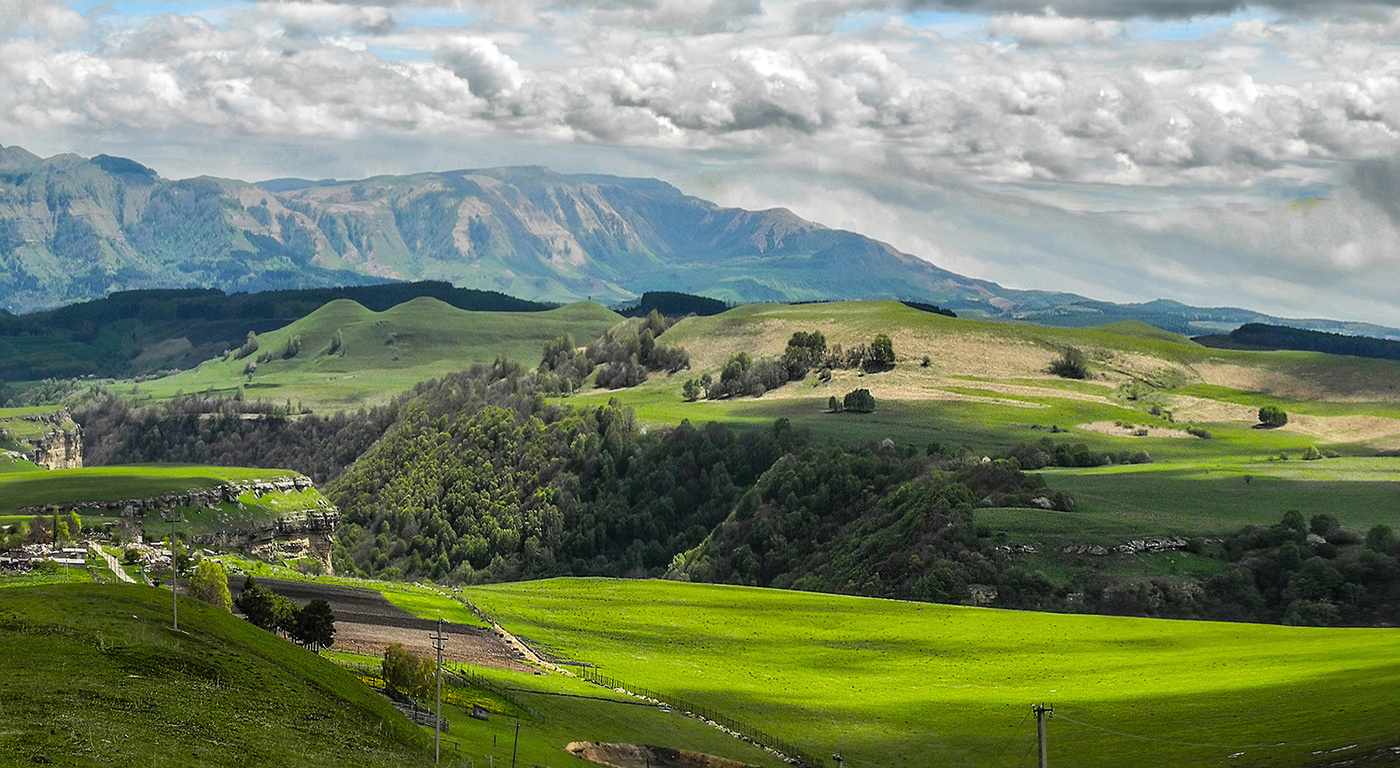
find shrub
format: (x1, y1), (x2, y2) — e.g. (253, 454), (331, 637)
(827, 395), (842, 412)
(1259, 406), (1288, 428)
(842, 388), (875, 413)
(1185, 426), (1212, 439)
(865, 333), (895, 371)
(237, 331), (259, 359)
(1049, 347), (1088, 379)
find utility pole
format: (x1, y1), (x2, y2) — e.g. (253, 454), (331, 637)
(164, 513), (184, 631)
(511, 721), (520, 768)
(1034, 705), (1053, 768)
(431, 618), (446, 764)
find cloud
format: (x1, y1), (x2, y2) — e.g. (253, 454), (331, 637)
(436, 36), (524, 99)
(987, 10), (1123, 46)
(258, 2), (399, 36)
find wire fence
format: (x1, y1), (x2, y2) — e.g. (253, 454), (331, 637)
(578, 666), (824, 768)
(332, 658), (542, 720)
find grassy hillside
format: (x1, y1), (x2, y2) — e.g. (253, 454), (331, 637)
(466, 578), (1400, 768)
(560, 301), (1400, 545)
(0, 583), (431, 767)
(125, 298), (622, 410)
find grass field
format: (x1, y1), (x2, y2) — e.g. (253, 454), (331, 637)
(123, 298), (622, 411)
(0, 583), (432, 767)
(464, 578), (1400, 768)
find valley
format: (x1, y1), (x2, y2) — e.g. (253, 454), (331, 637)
(3, 290), (1400, 768)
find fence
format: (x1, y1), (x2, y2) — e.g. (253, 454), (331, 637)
(332, 658), (541, 720)
(578, 667), (824, 768)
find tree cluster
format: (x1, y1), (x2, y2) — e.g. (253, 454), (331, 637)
(1006, 438), (1151, 469)
(586, 311), (690, 390)
(232, 576), (336, 650)
(688, 331), (895, 401)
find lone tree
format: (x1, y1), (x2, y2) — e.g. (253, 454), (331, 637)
(189, 559), (232, 612)
(382, 643), (435, 700)
(1258, 405), (1288, 428)
(865, 333), (896, 371)
(1049, 347), (1088, 379)
(843, 388), (876, 413)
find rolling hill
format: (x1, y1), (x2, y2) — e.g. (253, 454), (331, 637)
(125, 297), (622, 410)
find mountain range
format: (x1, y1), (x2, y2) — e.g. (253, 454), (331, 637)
(1, 143), (1395, 339)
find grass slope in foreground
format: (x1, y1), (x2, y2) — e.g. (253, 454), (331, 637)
(125, 297), (622, 411)
(0, 583), (429, 767)
(467, 578), (1400, 768)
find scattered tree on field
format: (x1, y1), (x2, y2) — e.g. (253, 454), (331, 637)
(382, 643), (435, 700)
(827, 395), (842, 412)
(1258, 406), (1288, 428)
(865, 333), (896, 371)
(294, 598), (336, 651)
(189, 559), (232, 611)
(238, 331), (259, 359)
(843, 388), (876, 413)
(682, 378), (701, 402)
(1049, 347), (1088, 379)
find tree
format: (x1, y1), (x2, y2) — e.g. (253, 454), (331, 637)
(1259, 406), (1288, 428)
(1049, 347), (1088, 379)
(843, 388), (876, 413)
(234, 576), (279, 629)
(189, 559), (232, 611)
(69, 511), (81, 537)
(238, 331), (259, 358)
(294, 598), (336, 651)
(865, 333), (895, 371)
(1366, 524), (1397, 554)
(682, 378), (701, 402)
(827, 395), (842, 412)
(382, 643), (434, 700)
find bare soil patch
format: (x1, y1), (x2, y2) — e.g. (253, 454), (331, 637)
(232, 578), (531, 671)
(1282, 414), (1400, 444)
(566, 742), (759, 768)
(1079, 421), (1193, 439)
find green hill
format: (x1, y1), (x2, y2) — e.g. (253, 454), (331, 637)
(466, 578), (1400, 768)
(127, 298), (622, 410)
(0, 583), (430, 767)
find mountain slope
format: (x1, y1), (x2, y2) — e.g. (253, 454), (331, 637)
(3, 144), (1395, 339)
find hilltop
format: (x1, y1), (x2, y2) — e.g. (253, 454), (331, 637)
(123, 297), (622, 410)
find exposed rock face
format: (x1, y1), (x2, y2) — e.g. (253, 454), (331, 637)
(15, 409), (83, 469)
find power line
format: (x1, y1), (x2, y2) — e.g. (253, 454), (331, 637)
(986, 710), (1034, 768)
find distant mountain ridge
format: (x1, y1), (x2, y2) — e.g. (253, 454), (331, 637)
(0, 143), (1394, 339)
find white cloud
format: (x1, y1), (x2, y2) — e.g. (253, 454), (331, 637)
(987, 10), (1123, 47)
(5, 0), (1400, 323)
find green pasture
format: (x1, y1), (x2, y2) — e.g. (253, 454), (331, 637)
(1035, 457), (1400, 541)
(0, 453), (39, 473)
(465, 578), (1400, 768)
(429, 665), (786, 768)
(565, 379), (1326, 462)
(0, 464), (300, 514)
(0, 583), (432, 767)
(126, 298), (621, 411)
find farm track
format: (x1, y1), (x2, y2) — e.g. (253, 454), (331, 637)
(233, 577), (532, 671)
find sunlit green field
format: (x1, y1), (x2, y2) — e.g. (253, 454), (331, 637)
(125, 298), (621, 411)
(465, 578), (1400, 768)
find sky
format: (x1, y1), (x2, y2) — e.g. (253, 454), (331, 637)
(5, 1), (1400, 325)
